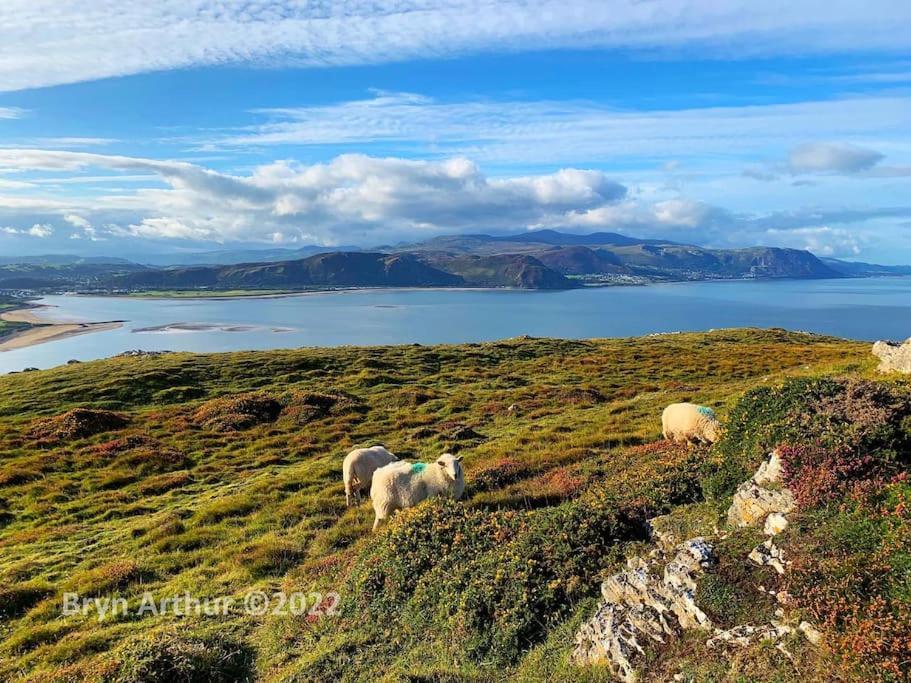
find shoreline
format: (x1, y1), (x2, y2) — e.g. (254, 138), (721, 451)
(0, 306), (124, 353)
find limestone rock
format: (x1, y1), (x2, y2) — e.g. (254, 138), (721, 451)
(572, 539), (716, 681)
(707, 621), (792, 649)
(873, 338), (911, 374)
(764, 512), (789, 536)
(728, 481), (795, 528)
(753, 450), (784, 486)
(748, 538), (787, 574)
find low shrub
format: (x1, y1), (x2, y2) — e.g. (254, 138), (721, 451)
(335, 492), (646, 671)
(282, 389), (363, 424)
(192, 392), (282, 431)
(785, 482), (911, 680)
(779, 442), (891, 509)
(28, 408), (130, 443)
(468, 458), (533, 493)
(706, 378), (911, 499)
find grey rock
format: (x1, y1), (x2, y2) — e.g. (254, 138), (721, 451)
(873, 338), (911, 374)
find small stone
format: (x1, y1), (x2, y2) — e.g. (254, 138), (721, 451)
(764, 512), (789, 536)
(754, 450), (784, 486)
(799, 621), (823, 645)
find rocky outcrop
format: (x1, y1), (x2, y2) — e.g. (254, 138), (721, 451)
(872, 338), (911, 374)
(572, 539), (716, 681)
(573, 449), (820, 680)
(727, 450), (795, 527)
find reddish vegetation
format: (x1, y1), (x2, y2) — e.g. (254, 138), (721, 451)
(470, 458), (532, 492)
(283, 390), (361, 424)
(27, 408), (129, 443)
(779, 443), (889, 509)
(531, 466), (586, 499)
(192, 392), (283, 431)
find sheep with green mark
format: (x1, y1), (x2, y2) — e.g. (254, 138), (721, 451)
(662, 402), (722, 445)
(370, 453), (465, 531)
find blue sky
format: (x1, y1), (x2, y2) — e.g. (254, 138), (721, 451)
(0, 1), (909, 262)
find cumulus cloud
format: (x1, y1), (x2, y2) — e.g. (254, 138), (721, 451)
(788, 142), (885, 173)
(63, 214), (91, 229)
(1, 223), (54, 238)
(0, 150), (627, 244)
(1, 1), (910, 91)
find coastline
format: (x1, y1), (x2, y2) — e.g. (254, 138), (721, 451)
(0, 306), (124, 353)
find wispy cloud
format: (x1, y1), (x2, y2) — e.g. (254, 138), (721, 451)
(196, 91), (911, 169)
(1, 1), (910, 91)
(0, 107), (27, 119)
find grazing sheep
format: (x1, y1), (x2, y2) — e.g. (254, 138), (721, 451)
(662, 403), (722, 445)
(370, 453), (465, 531)
(343, 445), (398, 507)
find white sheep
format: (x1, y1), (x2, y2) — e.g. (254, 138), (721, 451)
(343, 445), (398, 507)
(662, 403), (722, 445)
(370, 453), (465, 531)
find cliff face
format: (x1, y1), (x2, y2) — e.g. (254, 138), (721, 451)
(421, 253), (576, 288)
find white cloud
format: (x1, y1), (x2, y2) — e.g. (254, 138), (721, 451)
(0, 107), (26, 119)
(764, 226), (862, 256)
(0, 149), (907, 260)
(788, 142), (884, 173)
(200, 92), (911, 168)
(64, 213), (91, 229)
(0, 149), (627, 244)
(1, 1), (910, 91)
(1, 223), (54, 237)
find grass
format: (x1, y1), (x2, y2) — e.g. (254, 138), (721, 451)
(0, 328), (884, 681)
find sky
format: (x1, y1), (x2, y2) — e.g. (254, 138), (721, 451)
(0, 1), (910, 262)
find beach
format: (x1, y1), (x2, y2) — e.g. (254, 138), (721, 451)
(0, 306), (123, 353)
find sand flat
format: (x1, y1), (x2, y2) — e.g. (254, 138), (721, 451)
(0, 309), (123, 352)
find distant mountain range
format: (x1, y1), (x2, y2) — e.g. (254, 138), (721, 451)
(0, 230), (907, 292)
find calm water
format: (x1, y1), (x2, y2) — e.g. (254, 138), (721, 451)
(3, 278), (910, 374)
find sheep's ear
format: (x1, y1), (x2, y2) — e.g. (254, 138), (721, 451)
(456, 456), (463, 462)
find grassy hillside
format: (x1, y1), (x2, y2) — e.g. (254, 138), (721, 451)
(1, 329), (900, 682)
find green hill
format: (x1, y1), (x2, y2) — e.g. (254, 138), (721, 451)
(1, 330), (909, 682)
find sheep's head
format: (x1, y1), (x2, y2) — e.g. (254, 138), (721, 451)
(704, 419), (723, 444)
(437, 453), (464, 486)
